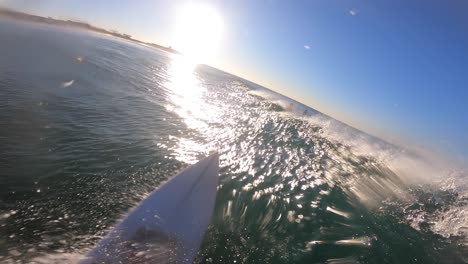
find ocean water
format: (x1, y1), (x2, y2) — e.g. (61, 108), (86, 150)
(1, 18), (468, 264)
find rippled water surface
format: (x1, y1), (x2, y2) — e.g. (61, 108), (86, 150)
(1, 19), (468, 263)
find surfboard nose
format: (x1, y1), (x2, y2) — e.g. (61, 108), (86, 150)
(82, 153), (220, 264)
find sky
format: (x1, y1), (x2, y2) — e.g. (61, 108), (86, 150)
(1, 0), (468, 161)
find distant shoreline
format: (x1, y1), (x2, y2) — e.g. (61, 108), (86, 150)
(0, 8), (180, 55)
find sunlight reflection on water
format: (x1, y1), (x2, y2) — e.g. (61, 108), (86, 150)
(165, 55), (204, 125)
(163, 55), (218, 164)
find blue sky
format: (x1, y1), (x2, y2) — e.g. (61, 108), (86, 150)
(2, 0), (468, 160)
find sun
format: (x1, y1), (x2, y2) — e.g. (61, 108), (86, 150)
(172, 3), (224, 64)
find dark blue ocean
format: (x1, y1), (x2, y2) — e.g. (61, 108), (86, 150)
(1, 18), (468, 263)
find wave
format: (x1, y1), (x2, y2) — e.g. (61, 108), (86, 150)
(243, 81), (468, 247)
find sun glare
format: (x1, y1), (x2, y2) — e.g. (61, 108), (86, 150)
(172, 3), (224, 64)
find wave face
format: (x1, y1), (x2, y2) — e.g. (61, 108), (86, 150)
(0, 18), (467, 264)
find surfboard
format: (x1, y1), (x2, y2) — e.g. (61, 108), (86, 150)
(81, 153), (219, 263)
